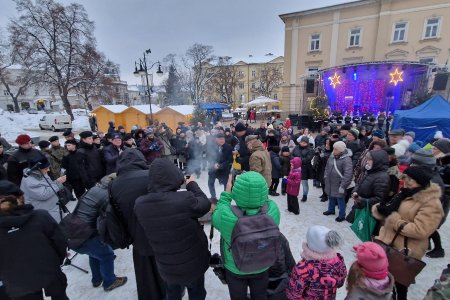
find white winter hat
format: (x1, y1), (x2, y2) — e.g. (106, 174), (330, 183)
(333, 141), (346, 153)
(435, 130), (444, 139)
(306, 225), (342, 254)
(392, 139), (410, 157)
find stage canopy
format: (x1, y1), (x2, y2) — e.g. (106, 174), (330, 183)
(391, 95), (450, 143)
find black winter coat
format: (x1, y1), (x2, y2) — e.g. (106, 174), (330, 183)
(111, 149), (153, 256)
(73, 183), (108, 230)
(6, 148), (43, 185)
(346, 140), (364, 167)
(268, 233), (295, 299)
(236, 131), (252, 171)
(0, 205), (67, 298)
(292, 145), (314, 179)
(314, 134), (328, 148)
(280, 154), (291, 177)
(210, 143), (233, 183)
(134, 158), (211, 285)
(61, 150), (86, 182)
(77, 141), (105, 188)
(102, 144), (123, 175)
(354, 150), (390, 207)
(270, 151), (282, 179)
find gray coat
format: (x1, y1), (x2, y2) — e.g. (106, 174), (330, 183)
(20, 169), (64, 222)
(324, 149), (353, 198)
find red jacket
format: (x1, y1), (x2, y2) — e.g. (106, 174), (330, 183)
(284, 119), (291, 129)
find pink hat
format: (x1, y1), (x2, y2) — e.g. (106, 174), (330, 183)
(353, 242), (388, 280)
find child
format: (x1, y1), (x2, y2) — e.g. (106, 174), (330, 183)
(280, 146), (292, 195)
(345, 242), (394, 300)
(287, 225), (347, 300)
(269, 146), (282, 196)
(285, 157), (301, 215)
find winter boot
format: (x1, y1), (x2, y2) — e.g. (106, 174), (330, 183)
(427, 248), (445, 258)
(104, 277), (127, 292)
(301, 195), (307, 202)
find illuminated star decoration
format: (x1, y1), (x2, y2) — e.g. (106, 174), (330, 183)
(329, 72), (341, 88)
(389, 68), (404, 86)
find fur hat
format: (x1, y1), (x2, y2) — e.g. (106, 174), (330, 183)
(235, 122), (246, 132)
(433, 139), (450, 154)
(353, 242), (389, 280)
(392, 139), (410, 157)
(15, 134), (31, 145)
(306, 225), (342, 254)
(411, 148), (436, 166)
(403, 166), (433, 187)
(333, 141), (346, 152)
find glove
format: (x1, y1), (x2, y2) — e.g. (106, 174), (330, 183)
(338, 186), (345, 194)
(282, 177), (288, 184)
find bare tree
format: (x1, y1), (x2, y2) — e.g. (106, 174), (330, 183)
(74, 46), (115, 110)
(182, 43), (216, 104)
(9, 0), (96, 120)
(206, 56), (237, 105)
(254, 64), (283, 97)
(0, 31), (41, 112)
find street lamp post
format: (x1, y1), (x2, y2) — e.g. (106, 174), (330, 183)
(133, 49), (163, 125)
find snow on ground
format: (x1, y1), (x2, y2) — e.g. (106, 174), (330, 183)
(0, 111), (90, 143)
(61, 175), (449, 300)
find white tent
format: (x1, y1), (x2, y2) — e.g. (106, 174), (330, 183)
(245, 96), (279, 106)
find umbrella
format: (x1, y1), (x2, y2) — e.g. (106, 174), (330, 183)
(245, 96), (279, 106)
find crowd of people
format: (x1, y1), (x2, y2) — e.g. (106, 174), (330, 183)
(0, 113), (449, 300)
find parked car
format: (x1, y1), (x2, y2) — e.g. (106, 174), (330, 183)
(27, 108), (38, 114)
(39, 114), (72, 132)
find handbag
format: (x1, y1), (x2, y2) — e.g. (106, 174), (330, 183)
(351, 201), (376, 242)
(374, 223), (426, 287)
(333, 158), (355, 189)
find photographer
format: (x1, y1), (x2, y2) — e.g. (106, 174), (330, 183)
(20, 156), (67, 222)
(70, 174), (128, 292)
(140, 129), (164, 165)
(134, 158), (211, 300)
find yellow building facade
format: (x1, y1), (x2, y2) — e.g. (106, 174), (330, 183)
(280, 0), (450, 113)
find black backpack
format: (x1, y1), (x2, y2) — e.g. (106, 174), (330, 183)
(230, 203), (281, 272)
(97, 181), (132, 249)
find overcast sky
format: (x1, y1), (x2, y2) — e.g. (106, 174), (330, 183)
(0, 0), (354, 85)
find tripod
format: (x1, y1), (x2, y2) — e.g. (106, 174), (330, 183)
(37, 167), (89, 274)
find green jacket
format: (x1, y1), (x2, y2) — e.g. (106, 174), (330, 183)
(211, 171), (280, 275)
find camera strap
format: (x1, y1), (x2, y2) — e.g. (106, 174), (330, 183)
(209, 224), (214, 253)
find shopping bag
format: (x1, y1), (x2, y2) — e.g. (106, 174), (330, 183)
(350, 202), (376, 242)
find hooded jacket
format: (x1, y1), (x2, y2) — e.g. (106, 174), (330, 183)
(0, 205), (67, 298)
(20, 169), (64, 222)
(110, 149), (153, 256)
(324, 149), (354, 198)
(211, 171), (280, 275)
(354, 150), (390, 207)
(372, 183), (443, 259)
(345, 273), (395, 300)
(249, 140), (272, 186)
(287, 157), (302, 196)
(134, 158), (211, 285)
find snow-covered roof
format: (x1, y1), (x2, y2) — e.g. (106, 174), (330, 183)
(93, 105), (128, 113)
(166, 105), (195, 115)
(128, 85), (140, 92)
(234, 55), (283, 65)
(130, 104), (161, 114)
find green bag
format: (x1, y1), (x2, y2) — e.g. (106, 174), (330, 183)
(351, 202), (376, 242)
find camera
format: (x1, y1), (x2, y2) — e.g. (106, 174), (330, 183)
(209, 253), (227, 285)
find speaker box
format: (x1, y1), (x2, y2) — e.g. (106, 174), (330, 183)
(433, 73), (449, 91)
(306, 79), (315, 93)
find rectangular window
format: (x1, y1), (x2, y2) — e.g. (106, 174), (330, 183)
(424, 17), (439, 38)
(20, 90), (25, 96)
(239, 94), (244, 101)
(238, 70), (244, 78)
(393, 22), (407, 42)
(252, 94), (256, 100)
(419, 57), (435, 64)
(349, 28), (361, 47)
(273, 94), (278, 100)
(239, 82), (244, 89)
(307, 67), (319, 77)
(34, 88), (39, 96)
(251, 70), (256, 77)
(251, 82), (256, 89)
(310, 34), (320, 51)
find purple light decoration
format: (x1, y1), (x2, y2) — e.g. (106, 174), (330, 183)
(321, 63), (428, 114)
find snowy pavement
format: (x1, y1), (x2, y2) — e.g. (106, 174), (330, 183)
(61, 173), (449, 300)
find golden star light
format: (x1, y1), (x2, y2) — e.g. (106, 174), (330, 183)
(389, 68), (404, 86)
(329, 72), (341, 88)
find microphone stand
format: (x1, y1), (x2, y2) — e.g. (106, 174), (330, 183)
(36, 167), (89, 274)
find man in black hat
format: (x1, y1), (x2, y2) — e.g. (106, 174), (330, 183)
(77, 131), (105, 189)
(388, 129), (405, 146)
(233, 122), (252, 171)
(61, 140), (87, 199)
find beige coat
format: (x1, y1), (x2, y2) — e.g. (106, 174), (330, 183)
(249, 140), (272, 187)
(372, 183), (443, 259)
